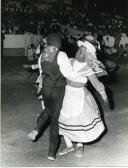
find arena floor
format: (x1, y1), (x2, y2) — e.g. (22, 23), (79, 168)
(1, 57), (128, 167)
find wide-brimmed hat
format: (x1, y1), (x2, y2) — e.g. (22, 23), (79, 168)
(77, 40), (96, 58)
(46, 33), (61, 49)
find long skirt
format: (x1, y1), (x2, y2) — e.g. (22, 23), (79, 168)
(59, 85), (105, 143)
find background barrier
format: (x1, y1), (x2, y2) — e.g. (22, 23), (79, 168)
(3, 34), (42, 56)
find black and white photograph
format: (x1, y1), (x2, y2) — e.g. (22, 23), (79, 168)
(1, 0), (128, 167)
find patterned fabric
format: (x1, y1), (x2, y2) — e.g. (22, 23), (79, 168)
(40, 46), (59, 63)
(87, 58), (107, 75)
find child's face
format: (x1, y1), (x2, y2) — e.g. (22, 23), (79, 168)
(75, 45), (96, 63)
(75, 46), (87, 62)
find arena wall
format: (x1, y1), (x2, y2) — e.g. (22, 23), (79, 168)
(3, 34), (42, 56)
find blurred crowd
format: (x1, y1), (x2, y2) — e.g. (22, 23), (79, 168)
(1, 1), (128, 60)
(1, 1), (128, 34)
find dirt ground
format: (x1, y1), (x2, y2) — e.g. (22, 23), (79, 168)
(1, 57), (128, 167)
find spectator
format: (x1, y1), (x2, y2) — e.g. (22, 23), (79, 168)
(1, 29), (5, 57)
(119, 33), (128, 48)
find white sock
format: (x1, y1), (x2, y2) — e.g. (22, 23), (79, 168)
(76, 143), (83, 147)
(41, 100), (45, 110)
(64, 136), (73, 147)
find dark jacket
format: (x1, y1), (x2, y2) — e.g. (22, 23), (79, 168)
(41, 52), (66, 87)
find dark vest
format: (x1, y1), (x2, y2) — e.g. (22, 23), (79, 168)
(41, 52), (66, 87)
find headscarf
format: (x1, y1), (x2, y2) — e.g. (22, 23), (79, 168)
(77, 40), (107, 75)
(77, 40), (96, 58)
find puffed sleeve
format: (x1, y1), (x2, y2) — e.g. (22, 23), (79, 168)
(78, 63), (94, 77)
(57, 51), (87, 83)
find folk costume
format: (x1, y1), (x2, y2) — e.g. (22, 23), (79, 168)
(59, 59), (105, 143)
(58, 40), (107, 156)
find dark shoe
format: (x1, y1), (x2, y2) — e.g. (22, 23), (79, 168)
(59, 146), (75, 156)
(75, 146), (84, 157)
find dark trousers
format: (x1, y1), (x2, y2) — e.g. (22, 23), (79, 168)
(35, 86), (65, 157)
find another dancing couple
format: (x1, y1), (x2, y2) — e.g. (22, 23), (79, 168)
(27, 33), (108, 161)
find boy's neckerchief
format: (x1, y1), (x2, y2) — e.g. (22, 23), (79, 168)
(41, 46), (59, 63)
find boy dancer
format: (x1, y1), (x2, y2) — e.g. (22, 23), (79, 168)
(28, 33), (87, 161)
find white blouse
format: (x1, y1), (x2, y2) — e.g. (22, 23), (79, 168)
(57, 51), (92, 84)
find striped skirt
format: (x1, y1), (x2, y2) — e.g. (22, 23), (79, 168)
(59, 85), (105, 143)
